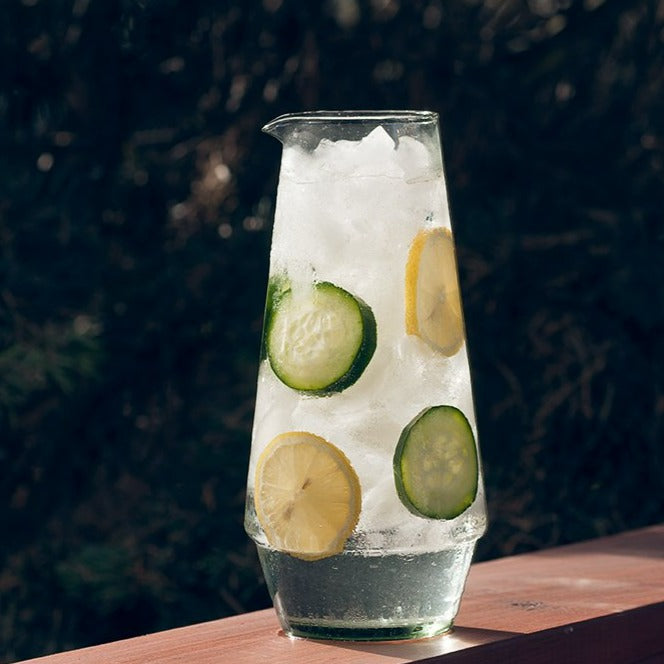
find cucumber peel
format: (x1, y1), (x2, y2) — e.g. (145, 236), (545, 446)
(260, 274), (291, 360)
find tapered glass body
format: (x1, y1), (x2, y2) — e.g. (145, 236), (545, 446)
(244, 111), (487, 641)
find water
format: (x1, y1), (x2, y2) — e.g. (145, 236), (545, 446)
(257, 543), (477, 640)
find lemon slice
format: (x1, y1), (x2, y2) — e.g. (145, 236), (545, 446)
(254, 431), (361, 561)
(405, 227), (464, 356)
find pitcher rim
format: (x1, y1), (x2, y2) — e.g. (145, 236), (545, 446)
(263, 110), (438, 134)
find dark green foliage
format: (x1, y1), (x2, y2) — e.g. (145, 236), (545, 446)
(2, 0), (663, 661)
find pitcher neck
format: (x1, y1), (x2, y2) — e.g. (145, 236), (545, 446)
(262, 110), (439, 145)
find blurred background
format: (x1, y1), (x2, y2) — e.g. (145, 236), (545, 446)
(2, 0), (663, 661)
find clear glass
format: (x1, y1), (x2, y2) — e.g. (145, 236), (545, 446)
(245, 110), (487, 641)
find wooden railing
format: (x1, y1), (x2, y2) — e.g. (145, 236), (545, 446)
(15, 524), (664, 664)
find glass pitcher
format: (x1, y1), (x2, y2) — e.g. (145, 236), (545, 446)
(244, 111), (487, 641)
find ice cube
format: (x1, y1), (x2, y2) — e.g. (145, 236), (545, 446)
(308, 127), (401, 178)
(396, 135), (441, 182)
(280, 144), (315, 182)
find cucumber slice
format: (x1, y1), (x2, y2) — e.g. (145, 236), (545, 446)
(260, 274), (291, 361)
(394, 405), (478, 520)
(265, 280), (376, 394)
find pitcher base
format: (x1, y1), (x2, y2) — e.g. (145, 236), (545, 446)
(258, 542), (476, 642)
(280, 615), (453, 642)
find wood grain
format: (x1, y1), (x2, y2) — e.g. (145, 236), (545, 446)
(457, 522), (664, 633)
(15, 524), (664, 664)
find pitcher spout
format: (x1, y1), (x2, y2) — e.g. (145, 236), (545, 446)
(262, 112), (340, 150)
(262, 115), (290, 143)
(262, 113), (300, 144)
